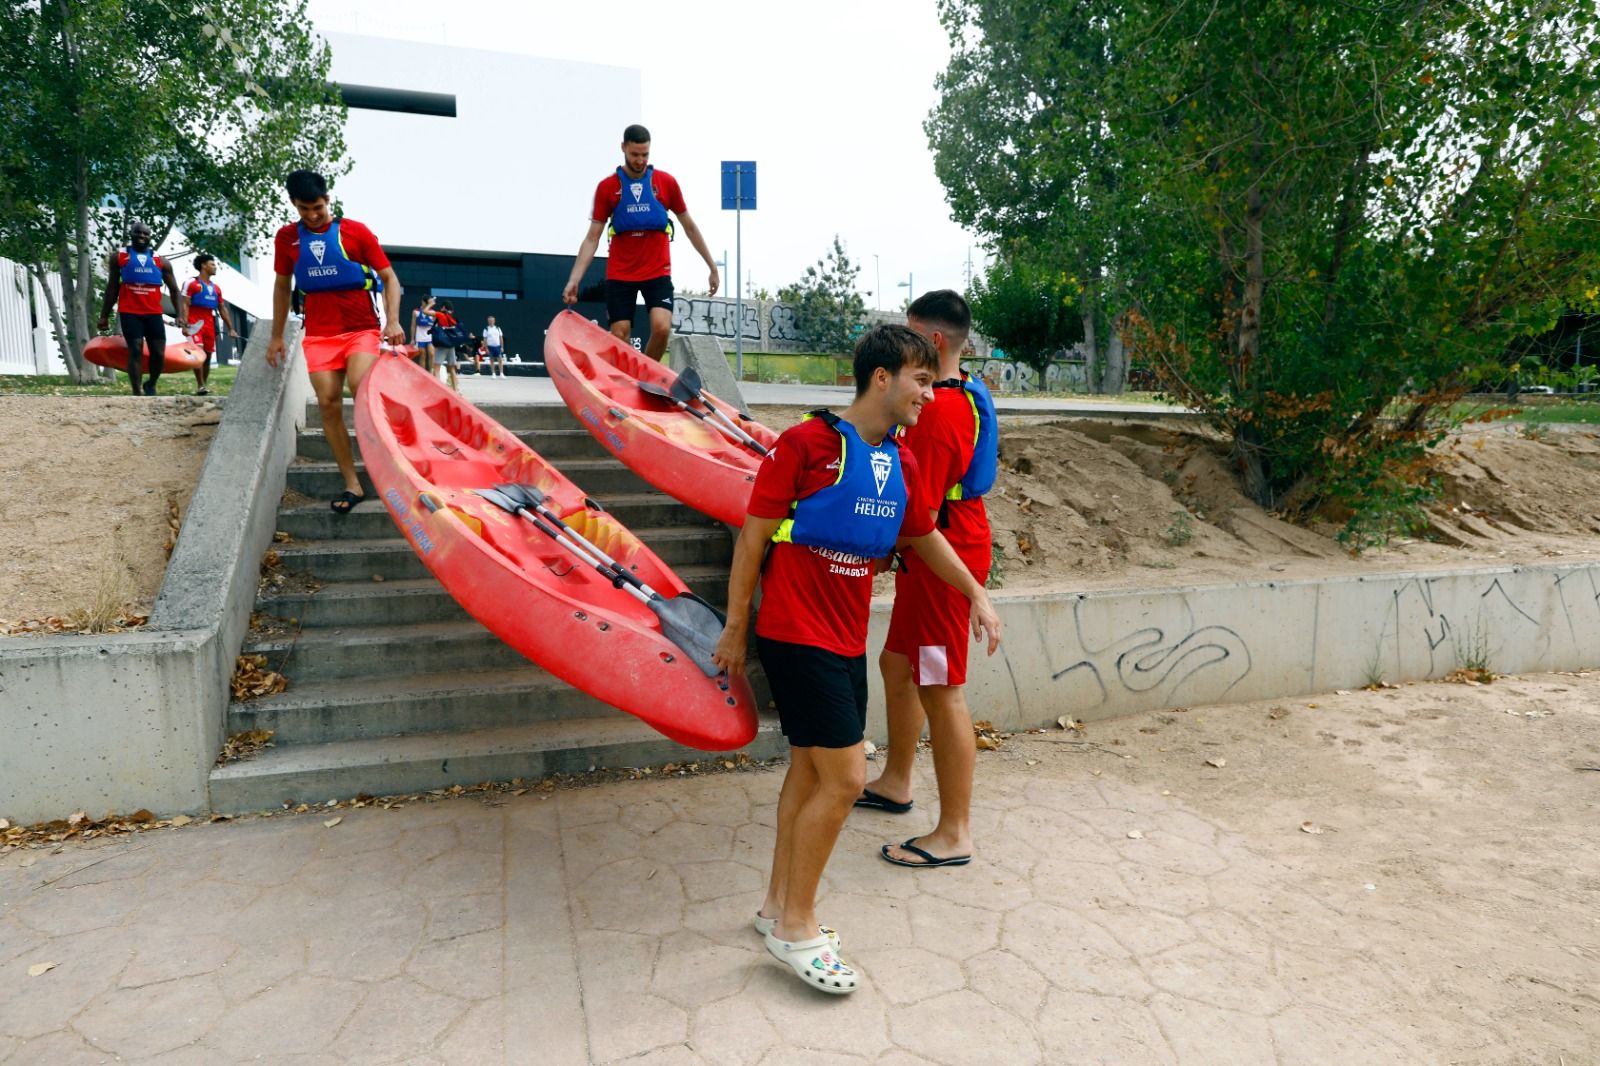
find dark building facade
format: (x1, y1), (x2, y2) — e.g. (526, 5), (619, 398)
(387, 248), (654, 370)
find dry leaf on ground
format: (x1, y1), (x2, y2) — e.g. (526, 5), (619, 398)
(323, 817), (342, 829)
(217, 730), (275, 765)
(1205, 757), (1228, 768)
(231, 655), (288, 701)
(27, 962), (57, 977)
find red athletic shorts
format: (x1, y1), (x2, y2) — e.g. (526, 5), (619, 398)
(303, 329), (381, 374)
(188, 315), (216, 354)
(883, 548), (991, 687)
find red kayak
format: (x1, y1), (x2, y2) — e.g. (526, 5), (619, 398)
(544, 310), (779, 526)
(353, 353), (757, 751)
(84, 335), (207, 373)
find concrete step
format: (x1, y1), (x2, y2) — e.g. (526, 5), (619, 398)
(285, 457), (657, 500)
(256, 564), (735, 627)
(228, 660), (774, 746)
(273, 527), (729, 583)
(300, 426), (609, 463)
(273, 492), (721, 542)
(244, 619), (535, 682)
(229, 667), (622, 744)
(305, 400), (576, 432)
(208, 714), (788, 813)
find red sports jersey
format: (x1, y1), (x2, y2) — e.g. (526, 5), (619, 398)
(897, 384), (992, 562)
(115, 250), (165, 315)
(590, 169), (686, 282)
(273, 218), (391, 337)
(748, 417), (937, 657)
(184, 278), (222, 321)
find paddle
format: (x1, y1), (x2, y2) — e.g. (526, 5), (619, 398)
(637, 379), (766, 456)
(472, 484), (728, 677)
(669, 367), (769, 456)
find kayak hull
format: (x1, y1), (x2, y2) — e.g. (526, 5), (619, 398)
(354, 353), (758, 751)
(544, 311), (779, 526)
(84, 336), (208, 373)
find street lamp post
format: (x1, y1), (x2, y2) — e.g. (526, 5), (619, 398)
(896, 273), (914, 311)
(873, 254), (881, 312)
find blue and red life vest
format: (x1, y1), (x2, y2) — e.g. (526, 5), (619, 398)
(609, 166), (673, 239)
(292, 220), (383, 294)
(934, 372), (998, 502)
(189, 280), (220, 310)
(771, 412), (907, 560)
(119, 247), (163, 287)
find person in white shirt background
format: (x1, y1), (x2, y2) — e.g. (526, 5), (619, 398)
(482, 316), (506, 377)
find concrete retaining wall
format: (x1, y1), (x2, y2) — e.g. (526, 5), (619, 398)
(0, 326), (309, 823)
(864, 563), (1600, 739)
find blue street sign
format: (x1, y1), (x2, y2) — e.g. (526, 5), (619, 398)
(720, 161), (757, 210)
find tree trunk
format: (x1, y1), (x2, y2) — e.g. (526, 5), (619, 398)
(1081, 307), (1099, 393)
(1103, 310), (1128, 394)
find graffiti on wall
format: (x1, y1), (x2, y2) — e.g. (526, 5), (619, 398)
(962, 359), (1086, 393)
(1050, 599), (1253, 708)
(672, 297), (759, 342)
(767, 304), (799, 344)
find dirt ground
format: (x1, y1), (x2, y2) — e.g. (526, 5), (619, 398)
(0, 396), (221, 628)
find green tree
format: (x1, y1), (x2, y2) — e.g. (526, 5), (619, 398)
(778, 236), (867, 355)
(966, 253), (1083, 375)
(0, 0), (346, 381)
(931, 0), (1600, 543)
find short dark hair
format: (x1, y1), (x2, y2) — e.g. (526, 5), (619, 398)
(852, 324), (939, 396)
(622, 124), (651, 144)
(438, 300), (453, 311)
(193, 252), (215, 270)
(906, 289), (972, 336)
(285, 169), (328, 202)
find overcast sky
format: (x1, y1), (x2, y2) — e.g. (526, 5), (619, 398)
(304, 0), (987, 306)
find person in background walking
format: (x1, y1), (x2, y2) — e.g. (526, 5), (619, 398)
(412, 295), (437, 373)
(483, 315), (506, 377)
(183, 253), (240, 395)
(97, 220), (188, 396)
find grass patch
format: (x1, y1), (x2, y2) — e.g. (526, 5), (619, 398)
(0, 365), (237, 397)
(1445, 398), (1600, 426)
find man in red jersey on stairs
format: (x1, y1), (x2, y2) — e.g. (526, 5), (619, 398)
(562, 123), (720, 360)
(266, 169), (405, 516)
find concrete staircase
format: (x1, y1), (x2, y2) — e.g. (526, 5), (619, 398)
(208, 401), (781, 813)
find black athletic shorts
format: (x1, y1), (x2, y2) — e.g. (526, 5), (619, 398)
(757, 636), (868, 749)
(118, 312), (168, 365)
(604, 275), (674, 326)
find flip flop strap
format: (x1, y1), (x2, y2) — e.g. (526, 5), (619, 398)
(897, 839), (943, 865)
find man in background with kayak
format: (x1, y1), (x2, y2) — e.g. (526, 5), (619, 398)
(712, 324), (1002, 995)
(561, 123), (720, 360)
(266, 169), (404, 516)
(859, 290), (999, 872)
(183, 253), (240, 396)
(97, 220), (188, 396)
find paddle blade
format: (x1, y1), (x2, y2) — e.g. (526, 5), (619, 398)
(637, 379), (676, 401)
(496, 482), (548, 510)
(650, 592), (728, 677)
(677, 365), (705, 397)
(473, 487), (521, 513)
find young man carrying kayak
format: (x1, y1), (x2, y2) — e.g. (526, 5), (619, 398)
(184, 253), (241, 395)
(97, 220), (188, 396)
(860, 290), (1000, 871)
(561, 123), (720, 360)
(266, 169), (404, 515)
(712, 324), (1003, 995)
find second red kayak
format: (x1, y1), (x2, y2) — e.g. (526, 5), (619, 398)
(84, 335), (208, 373)
(544, 310), (779, 526)
(353, 352), (758, 751)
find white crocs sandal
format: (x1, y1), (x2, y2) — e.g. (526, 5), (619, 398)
(764, 931), (860, 995)
(753, 913), (841, 953)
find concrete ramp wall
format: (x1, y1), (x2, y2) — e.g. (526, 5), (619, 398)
(0, 326), (309, 824)
(866, 563), (1600, 737)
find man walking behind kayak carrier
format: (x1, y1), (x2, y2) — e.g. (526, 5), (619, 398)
(562, 123), (720, 360)
(712, 324), (1002, 995)
(266, 169), (404, 515)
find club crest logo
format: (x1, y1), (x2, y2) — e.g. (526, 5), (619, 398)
(869, 450), (892, 495)
(309, 239), (327, 265)
(135, 253), (149, 267)
(629, 182), (644, 203)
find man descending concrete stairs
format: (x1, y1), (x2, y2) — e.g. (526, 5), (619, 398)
(208, 400), (781, 813)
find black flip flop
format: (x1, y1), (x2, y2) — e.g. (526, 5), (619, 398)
(854, 789), (912, 814)
(330, 490), (364, 516)
(880, 838), (971, 869)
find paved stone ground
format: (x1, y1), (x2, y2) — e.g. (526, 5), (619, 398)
(3, 673), (1598, 1065)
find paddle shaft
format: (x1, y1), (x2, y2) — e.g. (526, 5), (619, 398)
(512, 504), (658, 605)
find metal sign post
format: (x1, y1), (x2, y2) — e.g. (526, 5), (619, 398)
(720, 161), (757, 380)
